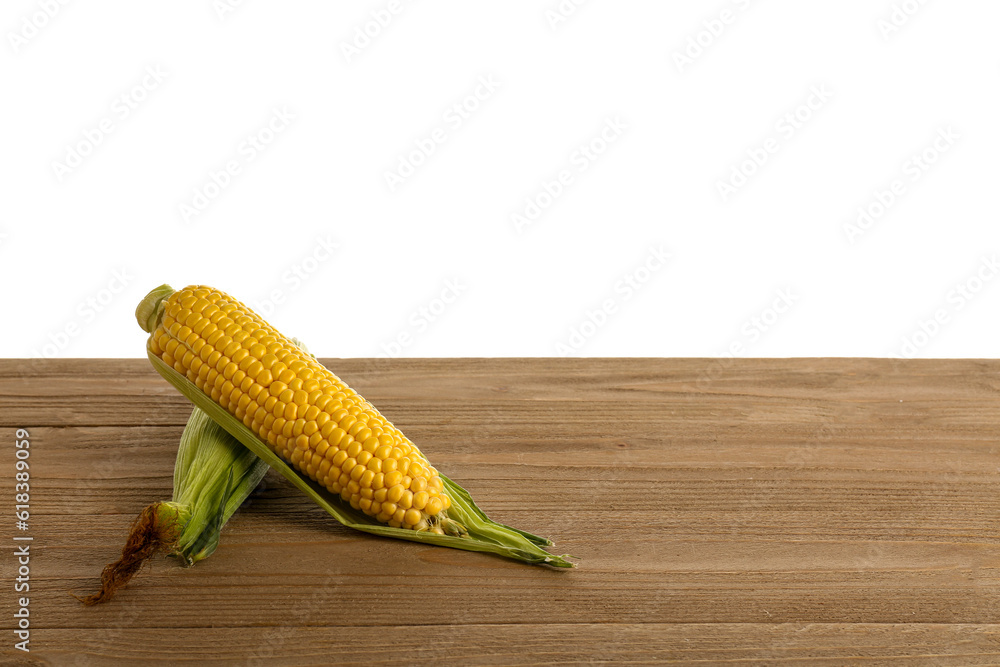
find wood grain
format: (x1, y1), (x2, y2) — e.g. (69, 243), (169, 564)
(1, 358), (999, 665)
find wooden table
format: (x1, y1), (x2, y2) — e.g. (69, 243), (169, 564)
(2, 358), (999, 665)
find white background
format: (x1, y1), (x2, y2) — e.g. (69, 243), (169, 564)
(2, 1), (998, 359)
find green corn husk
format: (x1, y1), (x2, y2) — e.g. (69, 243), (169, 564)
(137, 284), (574, 568)
(80, 405), (270, 605)
(169, 406), (271, 564)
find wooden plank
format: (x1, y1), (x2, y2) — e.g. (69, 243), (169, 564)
(1, 358), (999, 663)
(12, 624), (1000, 665)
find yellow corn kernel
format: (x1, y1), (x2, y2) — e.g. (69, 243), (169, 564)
(425, 497), (443, 516)
(412, 491), (429, 510)
(386, 484), (404, 504)
(398, 490), (413, 510)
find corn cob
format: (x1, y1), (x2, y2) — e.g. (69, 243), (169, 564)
(144, 284), (466, 536)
